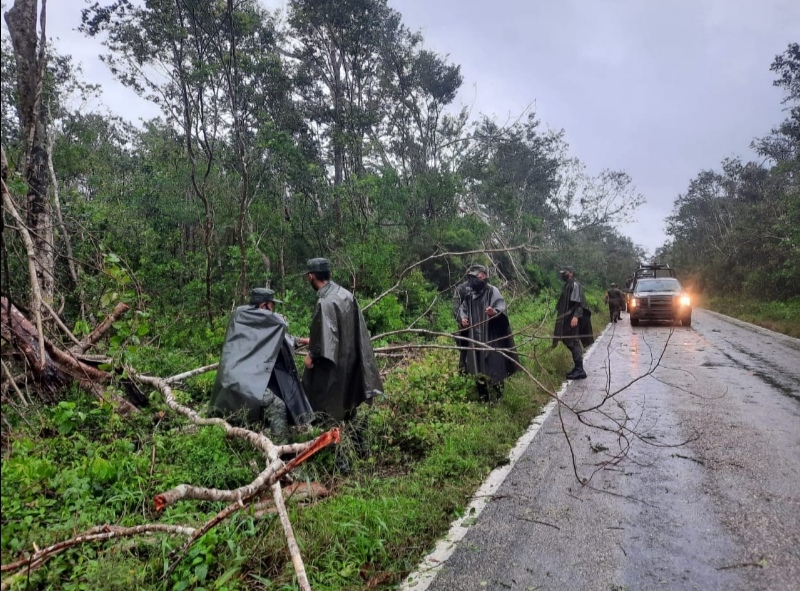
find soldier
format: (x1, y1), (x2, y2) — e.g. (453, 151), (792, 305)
(296, 258), (384, 473)
(604, 283), (625, 323)
(452, 264), (477, 373)
(209, 288), (314, 443)
(457, 265), (519, 400)
(553, 266), (594, 380)
(298, 258), (383, 424)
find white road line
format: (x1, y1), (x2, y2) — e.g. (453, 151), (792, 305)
(399, 321), (613, 590)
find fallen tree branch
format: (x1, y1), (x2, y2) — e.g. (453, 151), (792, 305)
(163, 363), (219, 384)
(69, 301), (131, 355)
(0, 524), (195, 586)
(272, 481), (311, 591)
(163, 428), (341, 580)
(134, 369), (341, 587)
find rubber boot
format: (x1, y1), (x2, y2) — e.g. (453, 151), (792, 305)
(566, 360), (587, 380)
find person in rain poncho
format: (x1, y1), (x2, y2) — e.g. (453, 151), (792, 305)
(452, 265), (477, 373)
(604, 282), (625, 323)
(297, 258), (383, 424)
(209, 288), (314, 442)
(457, 264), (519, 400)
(553, 266), (594, 380)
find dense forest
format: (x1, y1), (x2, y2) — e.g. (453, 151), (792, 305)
(2, 0), (797, 588)
(1, 0), (644, 343)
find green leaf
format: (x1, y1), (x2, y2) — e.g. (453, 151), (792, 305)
(90, 457), (116, 483)
(214, 567), (240, 588)
(194, 563), (208, 582)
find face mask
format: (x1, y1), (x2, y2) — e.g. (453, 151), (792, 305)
(559, 272), (570, 282)
(469, 277), (487, 291)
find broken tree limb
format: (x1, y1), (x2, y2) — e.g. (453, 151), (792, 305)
(133, 373), (279, 458)
(153, 457), (284, 510)
(272, 481), (312, 591)
(1, 157), (46, 369)
(152, 428), (340, 510)
(162, 428), (340, 581)
(163, 363), (219, 384)
(69, 301), (130, 355)
(0, 523), (195, 588)
(0, 296), (140, 408)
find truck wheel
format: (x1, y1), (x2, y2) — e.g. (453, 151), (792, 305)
(630, 318), (639, 327)
(682, 315), (692, 327)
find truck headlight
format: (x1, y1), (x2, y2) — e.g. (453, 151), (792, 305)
(680, 296), (690, 307)
(630, 298), (638, 308)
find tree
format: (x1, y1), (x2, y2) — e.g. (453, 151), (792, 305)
(4, 0), (54, 304)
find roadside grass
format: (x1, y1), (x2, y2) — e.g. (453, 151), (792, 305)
(700, 295), (800, 339)
(1, 297), (568, 591)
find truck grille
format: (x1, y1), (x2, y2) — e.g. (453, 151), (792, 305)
(642, 295), (674, 317)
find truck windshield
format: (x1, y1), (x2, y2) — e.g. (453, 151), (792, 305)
(635, 279), (680, 293)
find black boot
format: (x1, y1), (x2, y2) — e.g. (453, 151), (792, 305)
(567, 361), (587, 380)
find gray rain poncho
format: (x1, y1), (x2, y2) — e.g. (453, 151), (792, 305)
(458, 284), (519, 384)
(303, 282), (383, 423)
(553, 280), (594, 348)
(209, 305), (314, 426)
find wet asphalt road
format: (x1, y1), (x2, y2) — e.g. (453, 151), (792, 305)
(417, 308), (800, 591)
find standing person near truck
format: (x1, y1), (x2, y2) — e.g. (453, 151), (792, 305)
(553, 266), (594, 380)
(604, 283), (625, 323)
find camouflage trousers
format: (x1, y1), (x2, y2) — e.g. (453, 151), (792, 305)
(262, 389), (289, 444)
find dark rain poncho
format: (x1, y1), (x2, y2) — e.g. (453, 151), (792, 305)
(458, 284), (519, 384)
(209, 306), (314, 426)
(553, 280), (594, 348)
(303, 282), (383, 423)
(452, 281), (472, 371)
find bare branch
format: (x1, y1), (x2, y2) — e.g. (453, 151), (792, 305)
(362, 245), (532, 312)
(272, 481), (312, 591)
(69, 302), (131, 355)
(0, 524), (194, 584)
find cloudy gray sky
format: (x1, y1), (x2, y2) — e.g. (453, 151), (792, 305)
(29, 0), (800, 253)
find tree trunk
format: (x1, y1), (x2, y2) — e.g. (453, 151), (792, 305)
(0, 296), (136, 406)
(4, 0), (55, 306)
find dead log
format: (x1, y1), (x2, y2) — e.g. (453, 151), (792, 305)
(68, 301), (130, 355)
(0, 296), (136, 408)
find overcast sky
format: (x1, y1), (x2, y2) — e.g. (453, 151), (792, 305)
(22, 0), (800, 254)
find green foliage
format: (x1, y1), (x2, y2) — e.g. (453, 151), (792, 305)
(2, 295), (570, 590)
(703, 296), (800, 339)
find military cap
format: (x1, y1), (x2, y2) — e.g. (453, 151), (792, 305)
(249, 287), (282, 305)
(559, 265), (575, 274)
(467, 264), (489, 277)
(303, 258), (331, 274)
